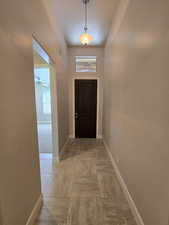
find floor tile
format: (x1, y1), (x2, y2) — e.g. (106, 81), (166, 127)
(69, 197), (101, 225)
(73, 159), (96, 178)
(96, 148), (110, 161)
(36, 197), (70, 225)
(35, 139), (137, 225)
(38, 123), (53, 154)
(71, 174), (100, 197)
(97, 173), (127, 201)
(96, 160), (115, 174)
(35, 221), (58, 225)
(40, 153), (53, 160)
(99, 198), (137, 225)
(40, 159), (58, 175)
(41, 162), (74, 197)
(73, 149), (97, 160)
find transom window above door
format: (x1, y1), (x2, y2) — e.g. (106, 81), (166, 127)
(75, 56), (97, 73)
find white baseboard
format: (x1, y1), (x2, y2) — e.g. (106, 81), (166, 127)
(59, 137), (70, 156)
(26, 194), (43, 225)
(97, 135), (103, 139)
(103, 139), (145, 225)
(69, 135), (103, 139)
(69, 135), (74, 139)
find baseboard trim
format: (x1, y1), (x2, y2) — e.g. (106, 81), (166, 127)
(26, 194), (43, 225)
(103, 139), (145, 225)
(69, 135), (74, 139)
(59, 137), (70, 156)
(97, 135), (103, 139)
(69, 135), (103, 139)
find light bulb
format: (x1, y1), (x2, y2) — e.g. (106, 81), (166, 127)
(80, 33), (93, 45)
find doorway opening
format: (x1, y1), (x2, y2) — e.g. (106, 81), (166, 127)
(32, 39), (59, 160)
(74, 79), (98, 138)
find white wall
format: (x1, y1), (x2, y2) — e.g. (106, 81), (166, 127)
(68, 47), (104, 138)
(0, 0), (69, 225)
(103, 0), (169, 225)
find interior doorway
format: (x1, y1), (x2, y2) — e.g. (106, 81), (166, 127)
(75, 79), (97, 138)
(32, 39), (59, 158)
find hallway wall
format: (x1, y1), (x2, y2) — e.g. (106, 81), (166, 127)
(0, 0), (69, 225)
(0, 204), (3, 225)
(68, 47), (104, 138)
(103, 0), (169, 225)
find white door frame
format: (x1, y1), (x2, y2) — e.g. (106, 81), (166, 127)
(33, 38), (59, 158)
(49, 64), (59, 158)
(72, 76), (100, 139)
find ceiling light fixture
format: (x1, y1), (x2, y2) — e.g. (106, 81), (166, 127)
(80, 0), (93, 45)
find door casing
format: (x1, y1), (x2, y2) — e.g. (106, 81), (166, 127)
(33, 37), (59, 158)
(72, 76), (100, 139)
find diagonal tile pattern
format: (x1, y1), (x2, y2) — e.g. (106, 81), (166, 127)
(35, 139), (137, 225)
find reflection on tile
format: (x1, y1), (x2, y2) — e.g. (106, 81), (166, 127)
(36, 198), (70, 225)
(40, 159), (56, 175)
(42, 176), (72, 198)
(40, 153), (53, 160)
(35, 139), (137, 225)
(41, 161), (74, 197)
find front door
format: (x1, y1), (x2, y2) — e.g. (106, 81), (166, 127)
(75, 79), (97, 138)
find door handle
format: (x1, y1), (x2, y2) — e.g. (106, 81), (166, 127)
(75, 113), (78, 119)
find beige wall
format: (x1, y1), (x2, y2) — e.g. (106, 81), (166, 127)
(103, 1), (169, 225)
(68, 47), (104, 138)
(0, 206), (3, 225)
(0, 0), (69, 225)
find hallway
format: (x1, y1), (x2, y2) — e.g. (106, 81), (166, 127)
(1, 0), (169, 224)
(35, 139), (136, 225)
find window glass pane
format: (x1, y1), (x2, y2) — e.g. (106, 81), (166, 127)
(43, 90), (51, 114)
(76, 56), (97, 72)
(34, 68), (51, 115)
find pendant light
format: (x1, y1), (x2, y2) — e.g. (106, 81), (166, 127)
(80, 0), (93, 45)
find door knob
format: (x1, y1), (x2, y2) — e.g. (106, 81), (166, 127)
(75, 113), (78, 119)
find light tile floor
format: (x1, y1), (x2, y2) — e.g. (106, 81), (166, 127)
(38, 123), (53, 153)
(35, 139), (137, 225)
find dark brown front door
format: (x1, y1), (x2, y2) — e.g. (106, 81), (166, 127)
(75, 79), (97, 138)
